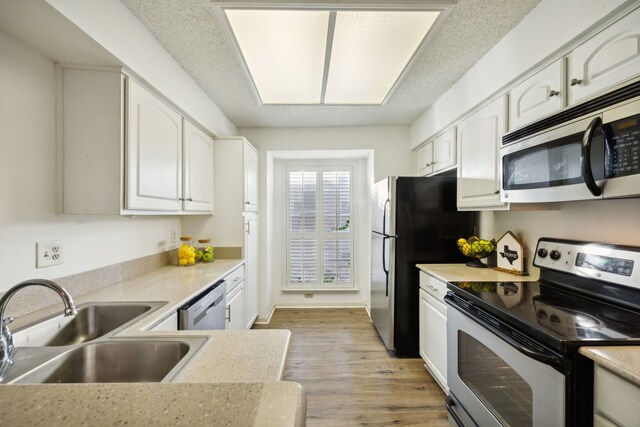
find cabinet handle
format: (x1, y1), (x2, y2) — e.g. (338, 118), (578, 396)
(494, 190), (500, 195)
(246, 221), (251, 234)
(548, 90), (559, 97)
(245, 201), (250, 205)
(570, 78), (582, 86)
(187, 198), (193, 202)
(226, 305), (231, 322)
(178, 197), (185, 201)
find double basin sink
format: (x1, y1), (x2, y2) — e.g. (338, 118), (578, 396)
(4, 302), (206, 384)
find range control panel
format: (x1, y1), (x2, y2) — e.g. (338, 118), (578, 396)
(534, 238), (640, 289)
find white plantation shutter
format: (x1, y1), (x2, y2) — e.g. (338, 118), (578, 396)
(286, 167), (353, 289)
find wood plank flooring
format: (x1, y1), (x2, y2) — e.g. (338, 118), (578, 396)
(253, 308), (448, 426)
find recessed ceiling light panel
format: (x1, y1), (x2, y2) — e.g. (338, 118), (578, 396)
(324, 11), (440, 105)
(223, 7), (442, 105)
(225, 9), (329, 104)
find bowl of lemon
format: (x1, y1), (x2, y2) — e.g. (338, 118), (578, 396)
(457, 236), (496, 268)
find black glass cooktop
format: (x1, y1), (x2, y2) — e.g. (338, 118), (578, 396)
(447, 280), (640, 352)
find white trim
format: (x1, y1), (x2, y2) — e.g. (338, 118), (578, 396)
(253, 304), (276, 324)
(282, 287), (361, 292)
(274, 303), (367, 308)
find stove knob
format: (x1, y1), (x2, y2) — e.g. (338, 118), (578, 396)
(537, 248), (548, 258)
(550, 250), (561, 261)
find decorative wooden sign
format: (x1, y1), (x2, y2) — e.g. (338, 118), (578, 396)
(495, 231), (528, 276)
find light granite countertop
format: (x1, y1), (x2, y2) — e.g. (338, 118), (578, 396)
(0, 259), (305, 426)
(416, 263), (539, 283)
(580, 346), (640, 386)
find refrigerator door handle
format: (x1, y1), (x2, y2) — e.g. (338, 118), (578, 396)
(383, 199), (390, 236)
(382, 235), (395, 297)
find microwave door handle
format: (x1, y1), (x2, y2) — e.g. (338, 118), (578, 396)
(581, 116), (603, 197)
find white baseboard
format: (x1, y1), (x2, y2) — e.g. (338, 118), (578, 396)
(274, 303), (367, 309)
(253, 304), (276, 324)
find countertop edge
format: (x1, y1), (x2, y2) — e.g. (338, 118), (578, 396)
(580, 346), (640, 386)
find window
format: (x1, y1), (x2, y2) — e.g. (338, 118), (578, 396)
(286, 167), (353, 289)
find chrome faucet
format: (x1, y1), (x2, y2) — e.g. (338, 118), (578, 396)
(0, 279), (77, 380)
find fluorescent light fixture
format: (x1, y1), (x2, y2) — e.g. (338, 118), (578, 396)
(223, 8), (441, 105)
(225, 9), (329, 104)
(325, 11), (439, 104)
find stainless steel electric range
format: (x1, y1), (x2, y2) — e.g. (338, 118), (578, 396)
(444, 237), (640, 427)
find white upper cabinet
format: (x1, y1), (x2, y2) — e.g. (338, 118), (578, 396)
(244, 142), (259, 212)
(416, 142), (434, 176)
(568, 7), (640, 105)
(432, 128), (457, 173)
(508, 59), (565, 131)
(62, 68), (214, 215)
(126, 79), (183, 212)
(457, 96), (508, 211)
(183, 120), (214, 213)
(416, 127), (456, 177)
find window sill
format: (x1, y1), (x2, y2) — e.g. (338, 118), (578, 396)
(282, 287), (361, 292)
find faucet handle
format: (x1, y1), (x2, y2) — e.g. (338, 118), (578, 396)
(1, 317), (13, 329)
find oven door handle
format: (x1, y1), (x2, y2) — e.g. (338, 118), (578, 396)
(581, 116), (603, 197)
(446, 295), (564, 371)
(445, 396), (466, 427)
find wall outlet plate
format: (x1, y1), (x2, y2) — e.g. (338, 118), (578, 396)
(304, 293), (314, 299)
(36, 240), (64, 268)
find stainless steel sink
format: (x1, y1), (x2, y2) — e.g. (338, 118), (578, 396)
(12, 302), (165, 347)
(11, 337), (207, 384)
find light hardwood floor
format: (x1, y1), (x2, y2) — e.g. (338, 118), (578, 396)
(253, 308), (448, 426)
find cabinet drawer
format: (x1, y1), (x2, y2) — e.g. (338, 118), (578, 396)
(419, 271), (447, 302)
(595, 365), (640, 427)
(224, 265), (245, 294)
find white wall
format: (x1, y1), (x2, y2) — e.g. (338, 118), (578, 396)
(239, 126), (412, 314)
(0, 31), (180, 291)
(44, 0), (237, 137)
(410, 0), (628, 148)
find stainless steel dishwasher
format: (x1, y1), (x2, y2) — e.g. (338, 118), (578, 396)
(177, 280), (226, 330)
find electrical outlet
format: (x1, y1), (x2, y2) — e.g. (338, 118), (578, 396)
(170, 229), (178, 245)
(36, 241), (64, 268)
(304, 293), (314, 299)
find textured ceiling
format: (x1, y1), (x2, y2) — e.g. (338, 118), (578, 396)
(121, 0), (541, 129)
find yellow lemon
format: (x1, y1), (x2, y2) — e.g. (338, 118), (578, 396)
(188, 258), (196, 265)
(179, 258), (188, 266)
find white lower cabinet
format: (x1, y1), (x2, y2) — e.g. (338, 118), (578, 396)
(150, 312), (178, 331)
(418, 272), (448, 393)
(594, 365), (640, 427)
(226, 281), (245, 330)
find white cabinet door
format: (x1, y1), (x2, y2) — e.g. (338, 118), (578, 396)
(416, 142), (434, 176)
(244, 141), (259, 212)
(509, 59), (565, 130)
(568, 7), (640, 105)
(433, 128), (457, 174)
(183, 120), (214, 213)
(126, 79), (182, 211)
(419, 289), (448, 392)
(457, 96), (508, 210)
(244, 215), (259, 328)
(226, 283), (245, 330)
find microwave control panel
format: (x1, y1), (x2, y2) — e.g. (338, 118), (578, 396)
(608, 114), (640, 178)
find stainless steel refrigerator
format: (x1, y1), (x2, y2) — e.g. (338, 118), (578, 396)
(370, 176), (475, 357)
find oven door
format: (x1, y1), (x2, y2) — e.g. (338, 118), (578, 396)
(447, 302), (566, 427)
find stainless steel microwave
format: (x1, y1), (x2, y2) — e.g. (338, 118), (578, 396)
(500, 82), (640, 203)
